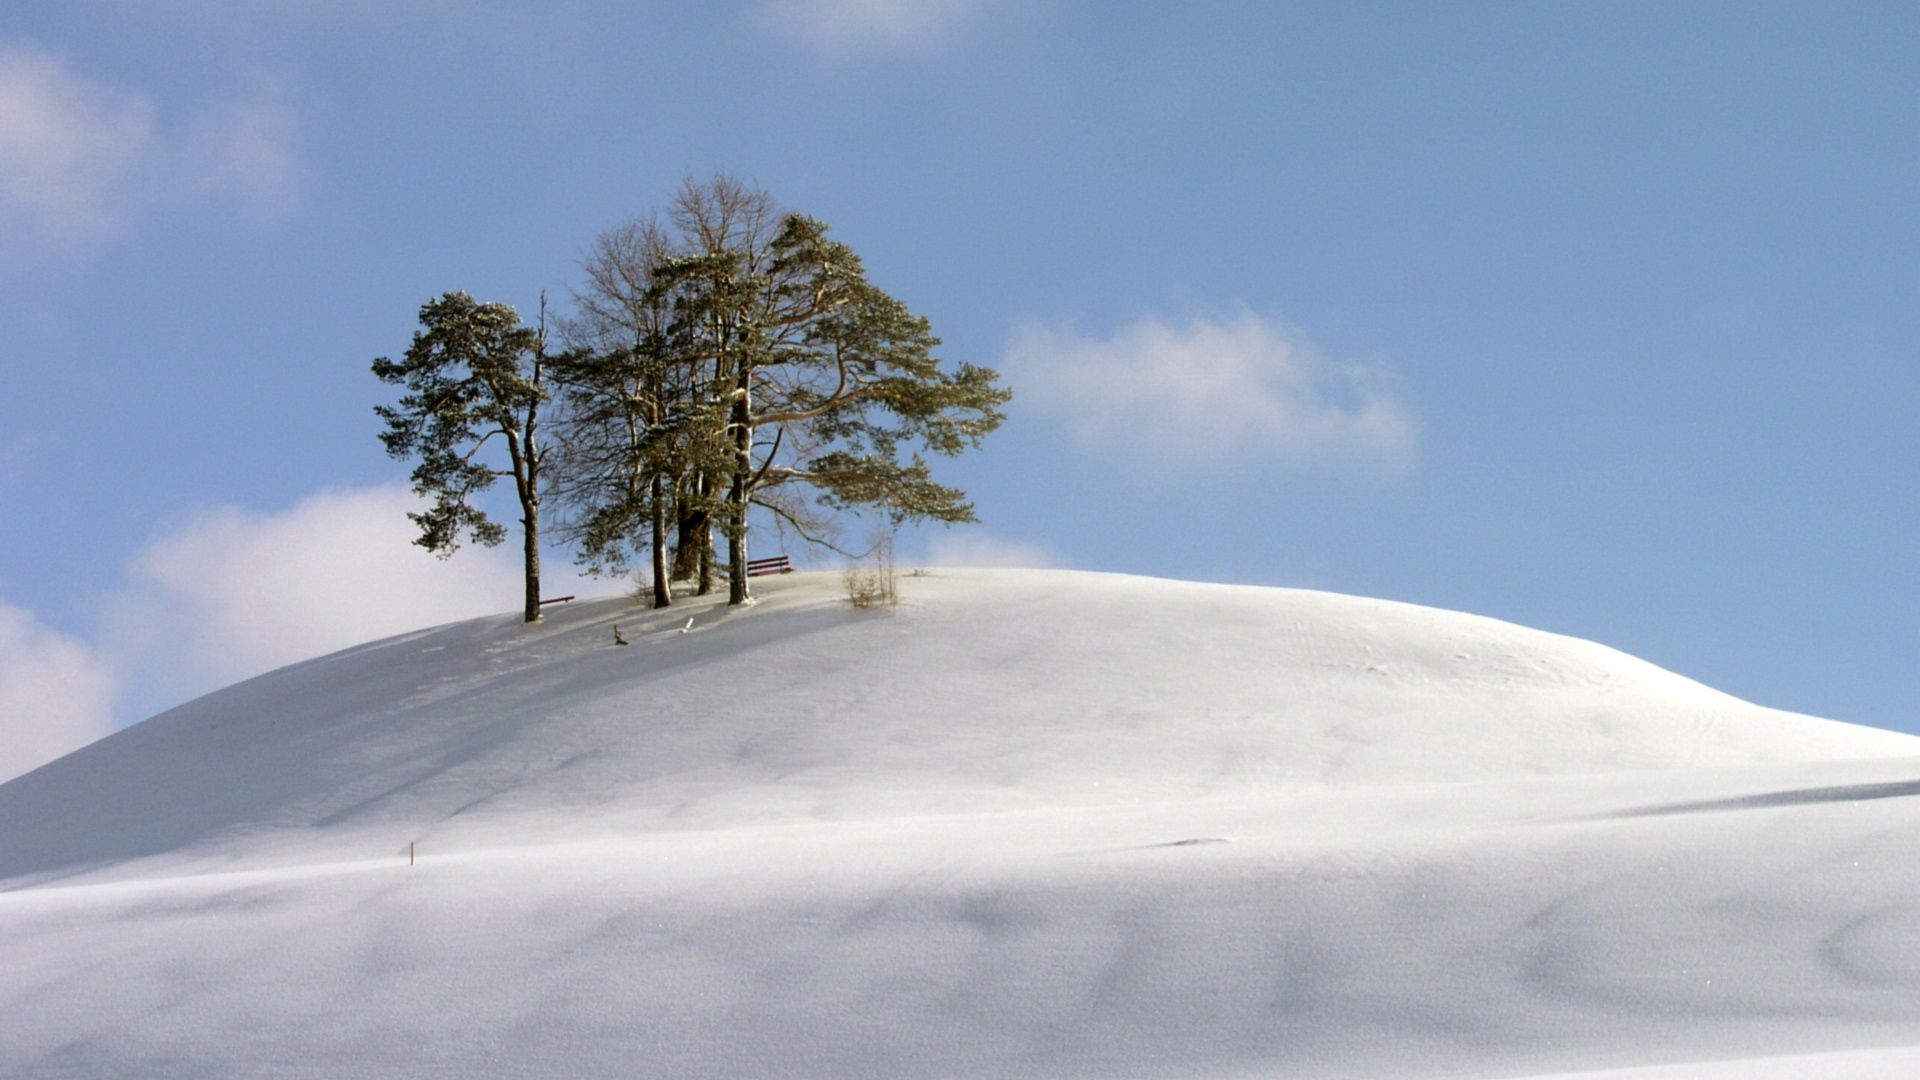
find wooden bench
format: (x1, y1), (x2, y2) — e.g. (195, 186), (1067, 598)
(538, 595), (575, 606)
(746, 556), (793, 578)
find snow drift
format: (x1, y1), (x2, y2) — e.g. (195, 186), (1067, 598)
(4, 570), (1920, 1078)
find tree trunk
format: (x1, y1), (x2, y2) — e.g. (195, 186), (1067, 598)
(726, 369), (753, 605)
(673, 480), (712, 586)
(649, 472), (670, 608)
(673, 477), (718, 594)
(696, 522), (714, 595)
(726, 505), (749, 605)
(695, 476), (715, 595)
(522, 496), (541, 624)
(521, 315), (545, 625)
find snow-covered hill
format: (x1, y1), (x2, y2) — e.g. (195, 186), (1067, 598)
(5, 570), (1920, 1077)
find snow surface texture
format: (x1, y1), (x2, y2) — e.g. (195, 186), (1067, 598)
(4, 569), (1920, 1078)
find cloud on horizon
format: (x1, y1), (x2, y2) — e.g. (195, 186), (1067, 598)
(1002, 311), (1416, 468)
(0, 485), (599, 784)
(748, 0), (997, 53)
(0, 40), (302, 255)
(919, 530), (1060, 569)
(0, 602), (119, 783)
(102, 485), (596, 714)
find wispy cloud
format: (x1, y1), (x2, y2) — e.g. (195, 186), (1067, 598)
(0, 42), (157, 248)
(177, 84), (303, 218)
(0, 40), (303, 256)
(919, 530), (1060, 569)
(749, 0), (996, 53)
(1003, 311), (1416, 467)
(0, 602), (119, 782)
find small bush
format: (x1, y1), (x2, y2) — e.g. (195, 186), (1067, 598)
(844, 532), (898, 609)
(843, 568), (882, 608)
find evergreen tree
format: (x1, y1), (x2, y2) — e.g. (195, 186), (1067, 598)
(373, 292), (551, 623)
(752, 216), (1009, 528)
(657, 205), (1010, 604)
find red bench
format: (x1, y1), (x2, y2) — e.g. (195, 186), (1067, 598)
(746, 556), (793, 577)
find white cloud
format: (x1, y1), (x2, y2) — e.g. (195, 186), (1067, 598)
(751, 0), (993, 52)
(3, 479), (601, 782)
(919, 530), (1059, 569)
(1003, 311), (1416, 467)
(0, 484), (602, 781)
(0, 602), (119, 783)
(103, 486), (588, 709)
(0, 40), (302, 255)
(0, 42), (157, 247)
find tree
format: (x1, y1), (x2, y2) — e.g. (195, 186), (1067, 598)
(552, 175), (781, 605)
(660, 175), (781, 596)
(545, 173), (1012, 608)
(551, 206), (743, 605)
(749, 215), (1010, 528)
(655, 201), (1011, 604)
(373, 292), (551, 623)
(549, 219), (681, 608)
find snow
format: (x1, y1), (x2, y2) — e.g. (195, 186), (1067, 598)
(4, 569), (1920, 1077)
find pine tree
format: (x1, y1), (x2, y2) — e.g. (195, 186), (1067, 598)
(751, 216), (1009, 529)
(657, 205), (1010, 603)
(373, 292), (551, 623)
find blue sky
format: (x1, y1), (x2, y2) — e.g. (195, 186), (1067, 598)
(1, 1), (1915, 778)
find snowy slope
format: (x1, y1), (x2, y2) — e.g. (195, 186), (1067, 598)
(4, 570), (1920, 1078)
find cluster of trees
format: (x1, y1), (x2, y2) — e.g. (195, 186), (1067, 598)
(373, 176), (1011, 621)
